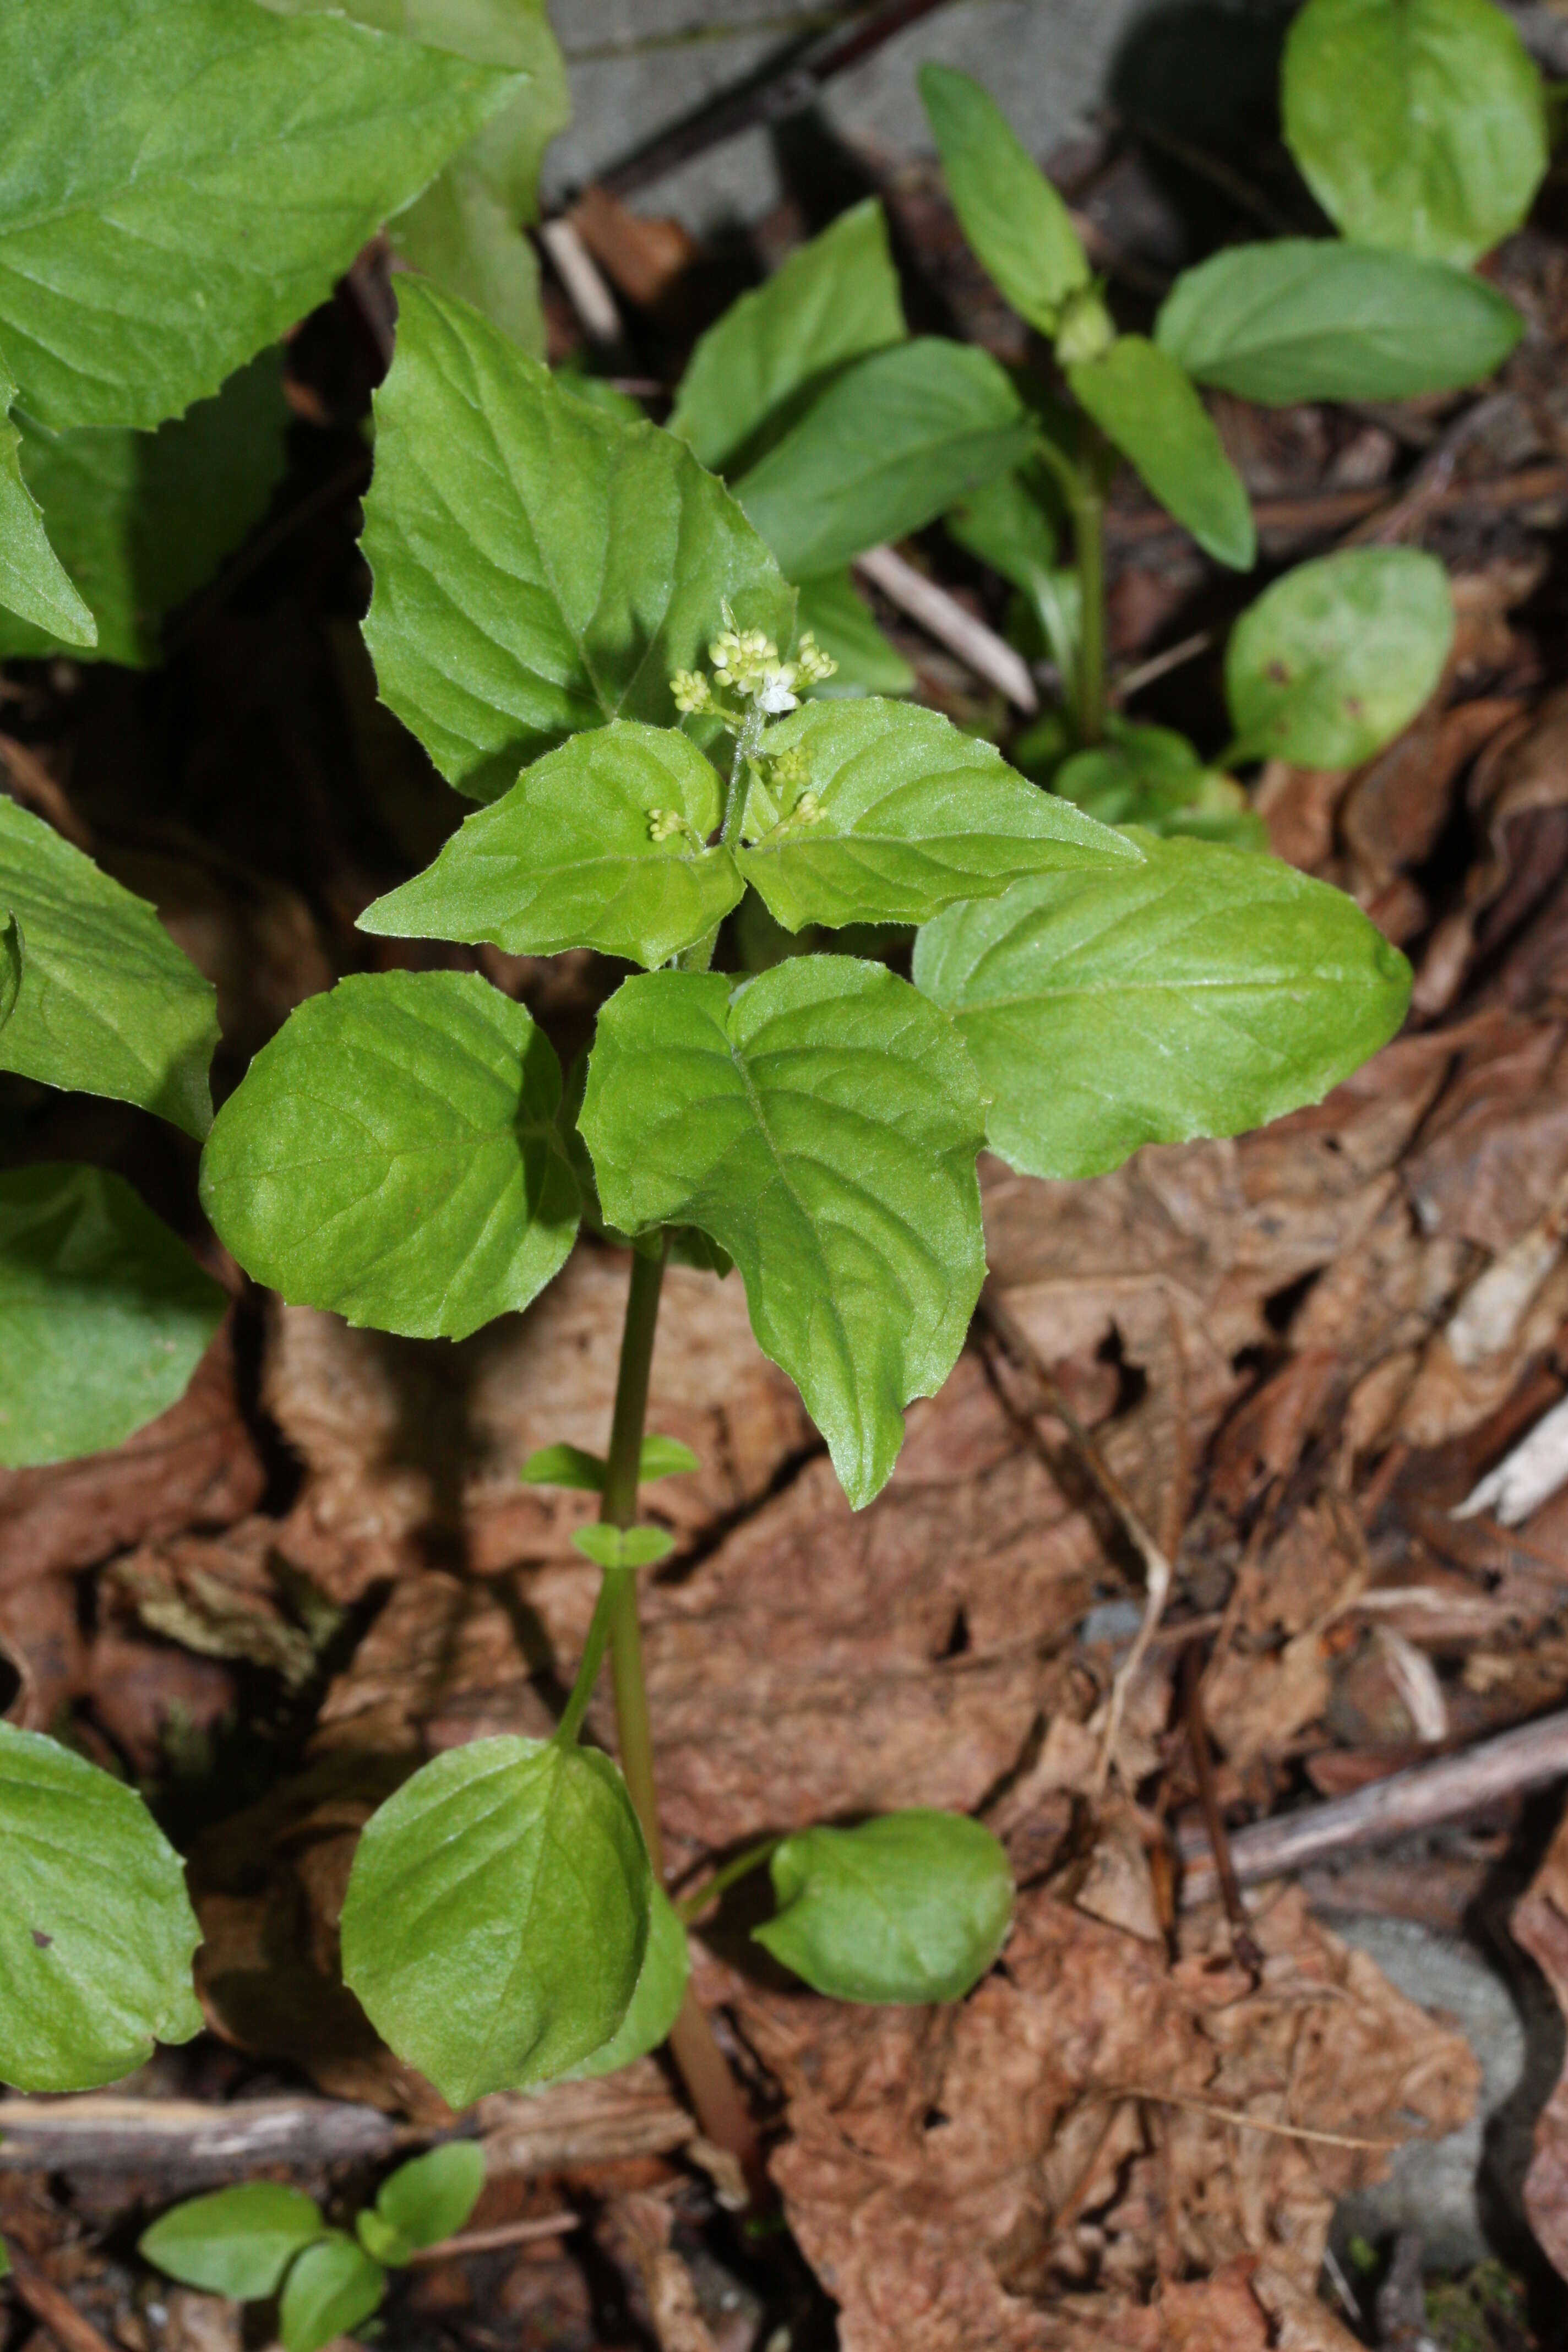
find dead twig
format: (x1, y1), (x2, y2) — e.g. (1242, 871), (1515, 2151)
(7, 2259), (121, 2352)
(1180, 1641), (1261, 1970)
(1110, 629), (1213, 706)
(1112, 2087), (1404, 2153)
(0, 2092), (402, 2174)
(853, 546), (1038, 711)
(538, 219), (623, 347)
(1103, 461), (1568, 548)
(404, 2213), (581, 2265)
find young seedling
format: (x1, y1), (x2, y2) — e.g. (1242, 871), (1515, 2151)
(140, 2142), (487, 2352)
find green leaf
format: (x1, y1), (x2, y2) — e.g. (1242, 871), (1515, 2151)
(340, 1734), (651, 2105)
(794, 569), (914, 698)
(0, 2237), (9, 2281)
(521, 1442), (606, 1490)
(0, 344), (94, 645)
(1157, 240), (1523, 407)
(580, 959), (986, 1507)
(140, 2186), (326, 2299)
(199, 971), (579, 1342)
(671, 198), (906, 473)
(640, 1433), (699, 1481)
(1068, 337), (1254, 571)
(571, 1523), (674, 1569)
(753, 1811), (1014, 2004)
(736, 698), (1139, 933)
(913, 833), (1412, 1181)
(363, 281), (795, 802)
(0, 0), (520, 432)
(563, 1885), (689, 2080)
(0, 796), (216, 1136)
(0, 912), (21, 1028)
(1226, 547), (1454, 767)
(279, 2234), (385, 2352)
(0, 1163), (226, 1469)
(1283, 0), (1547, 267)
(0, 1721), (203, 2092)
(1052, 720), (1268, 851)
(372, 2142), (485, 2253)
(355, 2211), (410, 2266)
(358, 722), (741, 969)
(0, 350), (290, 667)
(735, 340), (1034, 582)
(945, 463), (1058, 597)
(918, 64), (1089, 334)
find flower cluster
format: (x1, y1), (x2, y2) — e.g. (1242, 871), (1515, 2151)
(668, 606), (838, 731)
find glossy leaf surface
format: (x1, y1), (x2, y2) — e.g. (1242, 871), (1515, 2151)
(736, 698), (1138, 932)
(736, 340), (1033, 581)
(363, 282), (794, 801)
(1069, 337), (1254, 570)
(580, 959), (986, 1506)
(914, 834), (1412, 1180)
(200, 971), (579, 1341)
(140, 2186), (326, 2298)
(360, 722), (741, 968)
(340, 1734), (650, 2105)
(671, 199), (905, 472)
(1283, 0), (1546, 266)
(0, 1163), (226, 1469)
(564, 1885), (690, 2079)
(918, 64), (1089, 333)
(754, 1811), (1014, 2003)
(279, 2235), (384, 2352)
(0, 0), (516, 431)
(1226, 547), (1454, 766)
(0, 798), (216, 1136)
(1157, 240), (1522, 405)
(0, 1721), (203, 2091)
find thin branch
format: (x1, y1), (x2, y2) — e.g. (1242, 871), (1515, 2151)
(853, 546), (1038, 711)
(404, 2214), (580, 2266)
(1109, 2088), (1404, 2152)
(538, 220), (622, 347)
(1111, 629), (1213, 705)
(1180, 1641), (1260, 1970)
(7, 2260), (122, 2352)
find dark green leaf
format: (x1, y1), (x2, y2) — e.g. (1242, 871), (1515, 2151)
(944, 464), (1058, 597)
(1157, 240), (1523, 406)
(1226, 547), (1454, 766)
(563, 1885), (689, 2079)
(0, 1163), (226, 1469)
(0, 1721), (203, 2091)
(0, 798), (216, 1136)
(140, 2186), (326, 2299)
(1069, 337), (1254, 570)
(373, 2142), (485, 2253)
(735, 698), (1138, 932)
(754, 1811), (1014, 2003)
(340, 1734), (651, 2104)
(794, 570), (914, 697)
(1283, 0), (1547, 266)
(736, 340), (1033, 581)
(363, 282), (795, 801)
(0, 0), (518, 431)
(0, 351), (290, 666)
(579, 959), (986, 1506)
(358, 722), (741, 969)
(199, 971), (579, 1341)
(571, 1524), (674, 1569)
(0, 344), (93, 644)
(671, 199), (905, 473)
(913, 833), (1412, 1180)
(918, 64), (1089, 334)
(279, 2234), (385, 2352)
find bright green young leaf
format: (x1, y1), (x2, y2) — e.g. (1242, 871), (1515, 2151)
(918, 64), (1090, 334)
(0, 351), (290, 667)
(521, 1433), (697, 1489)
(753, 1811), (1014, 2003)
(735, 340), (1034, 582)
(1156, 241), (1523, 406)
(200, 971), (579, 1341)
(671, 198), (906, 473)
(794, 570), (914, 697)
(0, 1720), (203, 2092)
(1283, 0), (1547, 267)
(564, 1885), (689, 2080)
(140, 2185), (326, 2298)
(640, 1433), (700, 1481)
(372, 2141), (486, 2252)
(571, 1523), (674, 1570)
(580, 958), (986, 1507)
(913, 832), (1412, 1180)
(280, 2234), (385, 2352)
(1053, 720), (1267, 850)
(1226, 547), (1454, 767)
(0, 797), (216, 1136)
(0, 1164), (226, 1469)
(1069, 337), (1255, 571)
(359, 722), (741, 968)
(340, 1734), (651, 2105)
(736, 698), (1138, 932)
(0, 344), (94, 644)
(363, 281), (795, 801)
(355, 2210), (410, 2266)
(0, 0), (519, 433)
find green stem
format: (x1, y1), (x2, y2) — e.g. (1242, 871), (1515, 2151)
(1067, 469), (1106, 748)
(677, 703), (766, 974)
(675, 1836), (781, 1925)
(553, 1567), (623, 1749)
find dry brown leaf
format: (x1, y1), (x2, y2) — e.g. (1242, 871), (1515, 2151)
(1510, 1797), (1568, 2280)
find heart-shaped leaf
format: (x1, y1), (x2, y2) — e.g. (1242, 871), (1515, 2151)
(1226, 547), (1454, 767)
(340, 1734), (650, 2105)
(753, 1812), (1014, 2003)
(140, 2186), (326, 2298)
(918, 64), (1090, 334)
(200, 971), (579, 1341)
(580, 958), (986, 1507)
(1069, 337), (1254, 570)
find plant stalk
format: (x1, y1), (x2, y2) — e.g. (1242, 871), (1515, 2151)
(1067, 469), (1107, 747)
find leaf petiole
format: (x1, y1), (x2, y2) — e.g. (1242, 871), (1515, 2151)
(674, 1836), (782, 1926)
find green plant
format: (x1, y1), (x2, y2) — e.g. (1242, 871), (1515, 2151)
(140, 2143), (486, 2352)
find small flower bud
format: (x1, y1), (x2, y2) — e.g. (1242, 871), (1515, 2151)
(793, 631), (838, 686)
(647, 808), (685, 842)
(669, 669), (710, 714)
(1054, 285), (1115, 367)
(794, 790), (822, 824)
(770, 745), (810, 791)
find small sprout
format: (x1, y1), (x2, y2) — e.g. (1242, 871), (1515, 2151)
(1054, 283), (1115, 367)
(793, 630), (838, 687)
(669, 669), (710, 715)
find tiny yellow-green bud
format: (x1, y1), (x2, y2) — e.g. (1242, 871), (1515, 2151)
(1054, 285), (1115, 368)
(793, 631), (838, 687)
(670, 669), (710, 715)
